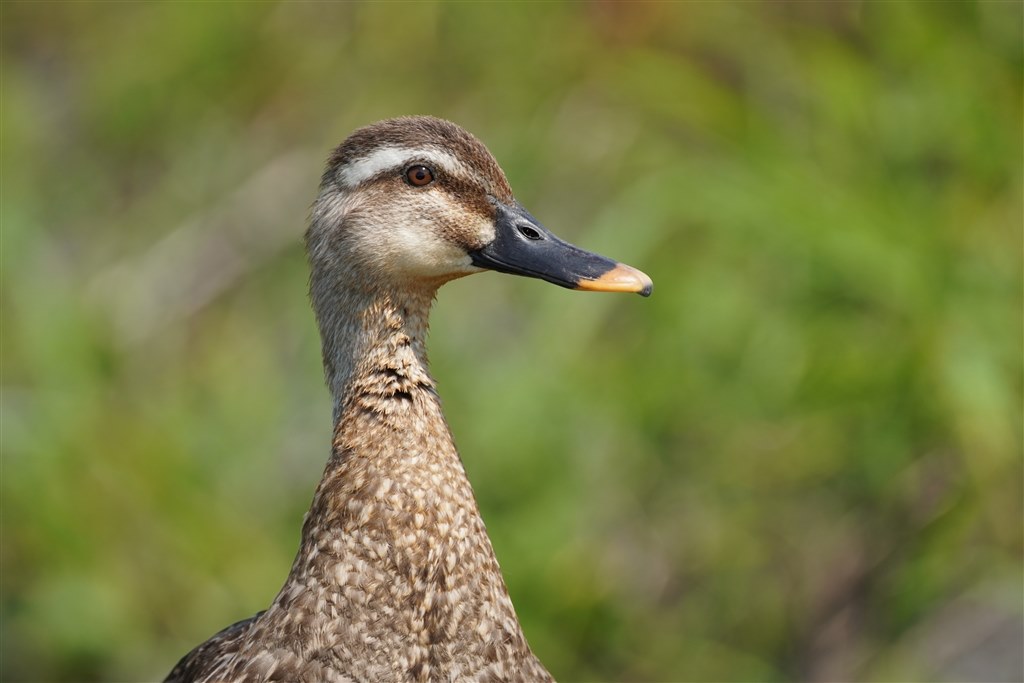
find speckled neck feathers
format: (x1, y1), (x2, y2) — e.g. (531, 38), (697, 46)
(291, 282), (550, 680)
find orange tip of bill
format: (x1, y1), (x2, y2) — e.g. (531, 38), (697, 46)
(575, 263), (653, 297)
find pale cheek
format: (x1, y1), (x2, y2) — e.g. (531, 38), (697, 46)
(467, 212), (496, 249)
(345, 215), (476, 280)
(336, 190), (495, 280)
(385, 224), (475, 278)
(373, 198), (492, 279)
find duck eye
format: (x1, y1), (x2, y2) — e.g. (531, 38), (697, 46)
(405, 165), (434, 187)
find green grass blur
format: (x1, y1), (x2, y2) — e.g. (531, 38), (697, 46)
(3, 2), (1021, 681)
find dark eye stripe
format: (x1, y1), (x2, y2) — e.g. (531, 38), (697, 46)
(342, 158), (493, 221)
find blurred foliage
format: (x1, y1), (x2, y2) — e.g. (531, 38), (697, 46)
(2, 2), (1022, 681)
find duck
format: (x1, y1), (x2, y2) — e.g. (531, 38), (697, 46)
(165, 116), (652, 683)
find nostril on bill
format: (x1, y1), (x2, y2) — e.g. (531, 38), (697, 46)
(517, 225), (543, 240)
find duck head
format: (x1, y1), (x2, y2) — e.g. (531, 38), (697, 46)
(307, 116), (653, 296)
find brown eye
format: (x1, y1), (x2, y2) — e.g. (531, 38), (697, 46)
(405, 165), (434, 186)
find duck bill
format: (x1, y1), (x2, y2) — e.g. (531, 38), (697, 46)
(469, 201), (653, 297)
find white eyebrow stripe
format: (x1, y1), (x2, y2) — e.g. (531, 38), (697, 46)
(337, 146), (465, 188)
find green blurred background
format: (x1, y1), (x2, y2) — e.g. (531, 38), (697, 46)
(3, 2), (1021, 681)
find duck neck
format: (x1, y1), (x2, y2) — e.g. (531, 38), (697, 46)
(315, 282), (436, 424)
(286, 279), (546, 679)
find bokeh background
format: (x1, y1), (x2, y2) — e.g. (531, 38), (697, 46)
(3, 2), (1022, 681)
